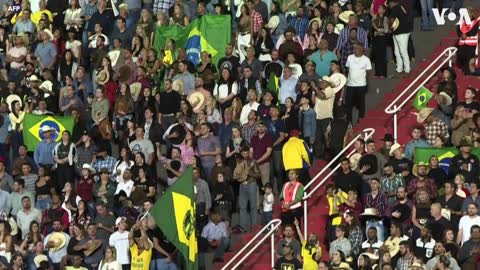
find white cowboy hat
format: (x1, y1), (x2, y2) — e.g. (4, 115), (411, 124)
(389, 143), (402, 157)
(330, 73), (347, 93)
(130, 82), (142, 102)
(321, 76), (333, 85)
(42, 29), (54, 41)
(108, 50), (121, 67)
(391, 18), (400, 32)
(6, 94), (22, 112)
(236, 3), (244, 18)
(438, 91), (452, 106)
(339, 10), (356, 23)
(34, 254), (48, 268)
(82, 163), (96, 174)
(40, 125), (55, 133)
(334, 23), (345, 35)
(29, 74), (42, 82)
(188, 92), (205, 112)
(360, 208), (379, 217)
(416, 107), (434, 123)
(265, 16), (280, 31)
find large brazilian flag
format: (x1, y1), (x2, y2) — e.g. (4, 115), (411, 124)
(22, 113), (74, 150)
(151, 166), (198, 270)
(153, 15), (231, 65)
(414, 147), (480, 174)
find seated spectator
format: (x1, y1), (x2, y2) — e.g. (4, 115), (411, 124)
(199, 212), (229, 264)
(414, 225), (436, 262)
(273, 242), (303, 270)
(426, 241), (461, 270)
(329, 224), (352, 258)
(276, 224), (302, 259)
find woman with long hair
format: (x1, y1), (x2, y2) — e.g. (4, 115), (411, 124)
(169, 3), (189, 26)
(179, 130), (196, 166)
(236, 4), (251, 63)
(437, 67), (458, 111)
(35, 166), (55, 211)
(113, 147), (134, 183)
(427, 155), (448, 190)
(65, 28), (82, 63)
(453, 174), (469, 198)
(57, 50), (78, 84)
(254, 27), (274, 62)
(180, 97), (194, 123)
(370, 4), (389, 78)
(205, 96), (222, 125)
(411, 188), (432, 240)
(302, 18), (322, 50)
(18, 221), (43, 253)
(0, 221), (12, 261)
(133, 167), (156, 201)
(130, 152), (154, 181)
(114, 83), (134, 145)
(9, 100), (27, 159)
(94, 170), (117, 208)
(443, 228), (459, 260)
(64, 0), (82, 34)
(137, 9), (154, 42)
(282, 97), (299, 133)
(53, 130), (76, 192)
(358, 254), (373, 270)
(212, 172), (234, 229)
(124, 119), (136, 147)
(76, 165), (95, 208)
(72, 200), (91, 229)
(344, 210), (362, 258)
(303, 35), (319, 61)
(228, 97), (242, 123)
(131, 35), (145, 64)
(213, 68), (238, 112)
(62, 182), (82, 223)
(97, 56), (117, 109)
(99, 246), (122, 270)
(225, 126), (249, 169)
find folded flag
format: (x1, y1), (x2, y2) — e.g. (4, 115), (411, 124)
(22, 113), (74, 150)
(413, 86), (433, 110)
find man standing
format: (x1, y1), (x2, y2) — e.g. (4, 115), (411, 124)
(438, 182), (463, 232)
(280, 170), (304, 225)
(0, 157), (13, 192)
(407, 162), (438, 199)
(197, 123), (221, 181)
(129, 126), (155, 165)
(159, 80), (181, 130)
(33, 126), (56, 169)
(240, 90), (260, 125)
(279, 67), (298, 110)
(449, 138), (480, 181)
(173, 61), (196, 95)
(405, 127), (429, 159)
(16, 196), (42, 238)
(109, 217), (130, 269)
(44, 220), (71, 269)
(381, 163), (405, 204)
(313, 77), (335, 157)
(268, 107), (287, 190)
(310, 39), (337, 78)
(388, 0), (411, 78)
(34, 29), (58, 70)
(344, 42), (372, 124)
(428, 203), (450, 242)
(334, 158), (362, 193)
(74, 224), (107, 270)
(250, 121), (273, 188)
(457, 203), (480, 245)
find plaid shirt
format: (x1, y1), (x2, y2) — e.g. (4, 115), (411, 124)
(91, 156), (116, 175)
(153, 0), (175, 13)
(407, 177), (438, 199)
(363, 192), (387, 216)
(424, 119), (449, 145)
(242, 122), (258, 145)
(336, 26), (369, 51)
(289, 16), (309, 43)
(251, 10), (263, 34)
(396, 254), (414, 270)
(348, 226), (363, 256)
(340, 40), (355, 71)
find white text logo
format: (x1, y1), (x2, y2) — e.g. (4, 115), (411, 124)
(432, 8), (472, 25)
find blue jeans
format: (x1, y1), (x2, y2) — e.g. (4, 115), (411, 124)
(149, 258), (177, 270)
(365, 220), (385, 242)
(263, 211), (273, 225)
(239, 182), (258, 231)
(420, 0), (435, 28)
(213, 237), (230, 259)
(36, 196), (52, 211)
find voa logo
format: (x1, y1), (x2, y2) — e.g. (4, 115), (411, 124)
(432, 8), (472, 25)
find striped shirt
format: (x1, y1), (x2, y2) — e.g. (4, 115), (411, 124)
(336, 26), (369, 51)
(82, 2), (97, 18)
(381, 174), (405, 204)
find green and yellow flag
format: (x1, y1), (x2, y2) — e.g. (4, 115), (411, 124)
(22, 113), (74, 150)
(413, 86), (433, 110)
(153, 15), (231, 65)
(151, 166), (198, 270)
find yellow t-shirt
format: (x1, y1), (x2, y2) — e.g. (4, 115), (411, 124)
(301, 240), (321, 270)
(130, 244), (152, 270)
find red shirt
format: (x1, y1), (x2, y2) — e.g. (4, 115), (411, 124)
(77, 177), (94, 202)
(250, 133), (273, 165)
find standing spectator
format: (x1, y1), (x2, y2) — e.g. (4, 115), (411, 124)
(44, 220), (71, 269)
(363, 178), (387, 241)
(279, 66), (298, 109)
(388, 0), (411, 78)
(197, 123), (221, 182)
(405, 127), (430, 159)
(173, 61), (195, 96)
(381, 163), (405, 205)
(438, 182), (463, 233)
(238, 66), (261, 104)
(449, 137), (479, 180)
(280, 169), (304, 226)
(129, 127), (155, 166)
(408, 162), (438, 199)
(213, 68), (238, 112)
(310, 39), (337, 78)
(34, 29), (58, 70)
(288, 5), (308, 43)
(417, 107), (450, 145)
(371, 5), (389, 78)
(17, 196), (42, 239)
(268, 106), (286, 190)
(313, 77), (335, 156)
(53, 131), (76, 192)
(109, 217), (130, 269)
(459, 225), (480, 266)
(250, 121), (273, 188)
(298, 96), (316, 149)
(457, 203), (480, 245)
(33, 126), (56, 169)
(414, 225), (436, 262)
(240, 90), (260, 125)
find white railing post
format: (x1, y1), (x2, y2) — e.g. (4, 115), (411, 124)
(448, 50), (453, 67)
(271, 222), (275, 268)
(393, 105), (398, 143)
(303, 199), (308, 236)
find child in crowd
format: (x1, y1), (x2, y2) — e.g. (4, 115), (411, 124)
(263, 183), (274, 225)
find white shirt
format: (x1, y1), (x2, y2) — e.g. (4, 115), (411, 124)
(213, 82), (238, 100)
(263, 193), (274, 212)
(240, 102), (260, 125)
(16, 208), (42, 238)
(115, 179), (134, 197)
(458, 215), (480, 244)
(314, 87), (335, 120)
(109, 231), (131, 265)
(346, 54), (372, 87)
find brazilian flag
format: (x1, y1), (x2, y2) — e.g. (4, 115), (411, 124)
(153, 15), (231, 65)
(151, 166), (198, 270)
(22, 113), (74, 150)
(413, 86), (433, 110)
(414, 147), (480, 175)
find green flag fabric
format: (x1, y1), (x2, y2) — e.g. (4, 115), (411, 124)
(414, 147), (480, 175)
(151, 166), (198, 270)
(413, 86), (433, 110)
(153, 15), (231, 65)
(22, 113), (74, 150)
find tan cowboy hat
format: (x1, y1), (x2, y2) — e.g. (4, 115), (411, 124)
(359, 252), (379, 261)
(6, 94), (22, 112)
(108, 50), (121, 67)
(384, 237), (401, 257)
(29, 74), (42, 82)
(188, 92), (205, 112)
(339, 10), (356, 23)
(438, 91), (452, 106)
(130, 82), (142, 102)
(416, 107), (434, 123)
(118, 65), (132, 83)
(265, 15), (280, 30)
(391, 18), (400, 31)
(441, 208), (451, 220)
(39, 80), (53, 98)
(84, 239), (103, 256)
(119, 3), (128, 10)
(321, 76), (333, 85)
(349, 152), (362, 171)
(9, 217), (17, 236)
(11, 33), (29, 45)
(330, 73), (347, 93)
(82, 163), (96, 174)
(172, 79), (184, 95)
(309, 17), (322, 28)
(334, 23), (345, 34)
(332, 262), (353, 270)
(360, 208), (379, 217)
(408, 262), (426, 270)
(389, 143), (402, 157)
(49, 232), (67, 252)
(96, 70), (110, 85)
(34, 254), (48, 268)
(412, 161), (430, 177)
(42, 29), (54, 41)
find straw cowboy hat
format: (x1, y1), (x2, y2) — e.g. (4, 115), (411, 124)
(330, 73), (347, 93)
(332, 262), (353, 270)
(41, 29), (54, 41)
(108, 50), (121, 67)
(34, 254), (48, 268)
(265, 15), (280, 31)
(172, 79), (185, 95)
(82, 163), (96, 174)
(339, 10), (356, 23)
(39, 80), (53, 98)
(359, 252), (379, 261)
(334, 23), (345, 34)
(391, 18), (401, 31)
(8, 217), (17, 236)
(408, 262), (426, 270)
(389, 143), (402, 157)
(130, 82), (142, 102)
(416, 107), (434, 123)
(118, 65), (132, 83)
(349, 152), (362, 171)
(96, 70), (110, 85)
(309, 17), (322, 28)
(360, 208), (379, 217)
(438, 91), (452, 106)
(188, 92), (205, 112)
(412, 161), (430, 177)
(29, 74), (42, 82)
(321, 76), (334, 85)
(84, 239), (103, 256)
(6, 94), (22, 112)
(40, 125), (55, 133)
(48, 232), (67, 252)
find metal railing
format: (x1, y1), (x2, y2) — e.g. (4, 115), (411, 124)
(302, 128), (376, 235)
(221, 219), (282, 270)
(384, 47), (458, 142)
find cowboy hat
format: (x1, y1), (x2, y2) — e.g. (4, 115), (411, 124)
(188, 92), (205, 112)
(412, 161), (430, 177)
(49, 232), (67, 252)
(119, 3), (128, 10)
(441, 208), (451, 220)
(359, 252), (379, 261)
(9, 217), (17, 236)
(360, 208), (379, 217)
(438, 91), (452, 106)
(330, 73), (347, 93)
(265, 15), (280, 31)
(41, 29), (54, 41)
(332, 262), (353, 270)
(321, 76), (333, 85)
(34, 254), (48, 268)
(40, 125), (55, 133)
(84, 239), (103, 256)
(309, 17), (322, 28)
(172, 79), (184, 95)
(29, 74), (42, 82)
(130, 82), (142, 102)
(6, 94), (22, 112)
(118, 65), (132, 83)
(391, 18), (400, 31)
(382, 133), (394, 142)
(82, 163), (96, 174)
(39, 80), (53, 98)
(334, 23), (345, 34)
(440, 66), (457, 80)
(458, 136), (472, 148)
(416, 107), (434, 123)
(389, 143), (402, 157)
(408, 262), (426, 270)
(108, 50), (121, 67)
(96, 70), (110, 85)
(339, 10), (356, 23)
(349, 152), (362, 171)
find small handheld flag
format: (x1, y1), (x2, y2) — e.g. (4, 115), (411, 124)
(413, 86), (433, 110)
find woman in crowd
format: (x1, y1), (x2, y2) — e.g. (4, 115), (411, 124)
(344, 210), (362, 258)
(0, 221), (12, 261)
(35, 166), (55, 211)
(428, 155), (448, 190)
(72, 200), (91, 229)
(57, 49), (78, 85)
(214, 68), (238, 112)
(114, 147), (134, 183)
(94, 170), (117, 208)
(411, 188), (432, 240)
(62, 182), (82, 223)
(236, 4), (251, 63)
(99, 246), (122, 270)
(170, 3), (189, 27)
(18, 221), (43, 253)
(53, 131), (76, 192)
(370, 4), (388, 78)
(114, 83), (135, 145)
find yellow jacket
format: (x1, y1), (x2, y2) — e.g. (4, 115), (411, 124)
(282, 137), (311, 170)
